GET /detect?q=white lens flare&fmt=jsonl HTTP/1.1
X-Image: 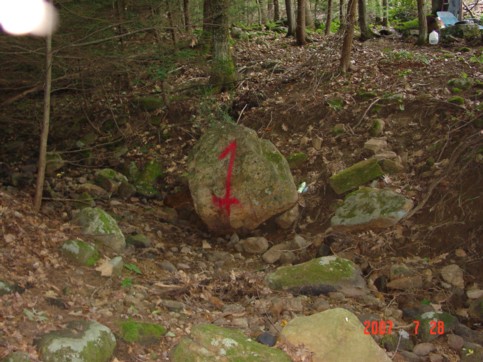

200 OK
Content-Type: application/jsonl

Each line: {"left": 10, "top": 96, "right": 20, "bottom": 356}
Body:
{"left": 0, "top": 0, "right": 58, "bottom": 36}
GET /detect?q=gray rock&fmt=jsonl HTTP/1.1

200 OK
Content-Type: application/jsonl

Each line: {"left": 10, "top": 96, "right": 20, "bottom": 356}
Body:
{"left": 387, "top": 276, "right": 423, "bottom": 290}
{"left": 290, "top": 234, "right": 310, "bottom": 249}
{"left": 94, "top": 168, "right": 128, "bottom": 194}
{"left": 119, "top": 320, "right": 166, "bottom": 344}
{"left": 126, "top": 233, "right": 151, "bottom": 248}
{"left": 447, "top": 334, "right": 464, "bottom": 351}
{"left": 134, "top": 160, "right": 163, "bottom": 197}
{"left": 364, "top": 138, "right": 388, "bottom": 153}
{"left": 275, "top": 204, "right": 299, "bottom": 229}
{"left": 239, "top": 236, "right": 269, "bottom": 254}
{"left": 74, "top": 207, "right": 125, "bottom": 252}
{"left": 469, "top": 297, "right": 483, "bottom": 322}
{"left": 413, "top": 342, "right": 436, "bottom": 356}
{"left": 45, "top": 152, "right": 65, "bottom": 176}
{"left": 374, "top": 151, "right": 398, "bottom": 160}
{"left": 262, "top": 242, "right": 289, "bottom": 264}
{"left": 467, "top": 289, "right": 483, "bottom": 299}
{"left": 188, "top": 122, "right": 298, "bottom": 233}
{"left": 171, "top": 324, "right": 291, "bottom": 361}
{"left": 77, "top": 183, "right": 111, "bottom": 200}
{"left": 280, "top": 308, "right": 391, "bottom": 362}
{"left": 417, "top": 311, "right": 458, "bottom": 342}
{"left": 381, "top": 158, "right": 405, "bottom": 174}
{"left": 331, "top": 187, "right": 413, "bottom": 231}
{"left": 441, "top": 264, "right": 465, "bottom": 289}
{"left": 37, "top": 320, "right": 116, "bottom": 362}
{"left": 266, "top": 256, "right": 368, "bottom": 297}
{"left": 158, "top": 260, "right": 177, "bottom": 273}
{"left": 60, "top": 239, "right": 100, "bottom": 266}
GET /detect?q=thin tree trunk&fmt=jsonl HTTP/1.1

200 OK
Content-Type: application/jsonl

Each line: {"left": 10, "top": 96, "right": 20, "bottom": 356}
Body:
{"left": 296, "top": 0, "right": 306, "bottom": 45}
{"left": 340, "top": 0, "right": 357, "bottom": 73}
{"left": 285, "top": 0, "right": 296, "bottom": 36}
{"left": 202, "top": 0, "right": 213, "bottom": 50}
{"left": 417, "top": 0, "right": 427, "bottom": 45}
{"left": 339, "top": 0, "right": 347, "bottom": 30}
{"left": 382, "top": 0, "right": 388, "bottom": 26}
{"left": 268, "top": 0, "right": 274, "bottom": 20}
{"left": 358, "top": 0, "right": 375, "bottom": 41}
{"left": 314, "top": 0, "right": 319, "bottom": 23}
{"left": 305, "top": 0, "right": 314, "bottom": 28}
{"left": 183, "top": 0, "right": 191, "bottom": 32}
{"left": 34, "top": 30, "right": 53, "bottom": 211}
{"left": 165, "top": 0, "right": 177, "bottom": 47}
{"left": 325, "top": 0, "right": 333, "bottom": 35}
{"left": 258, "top": 0, "right": 268, "bottom": 26}
{"left": 274, "top": 0, "right": 280, "bottom": 21}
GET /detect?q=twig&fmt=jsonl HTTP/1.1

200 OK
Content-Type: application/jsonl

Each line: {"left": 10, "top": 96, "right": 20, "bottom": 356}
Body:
{"left": 236, "top": 104, "right": 248, "bottom": 124}
{"left": 354, "top": 97, "right": 381, "bottom": 129}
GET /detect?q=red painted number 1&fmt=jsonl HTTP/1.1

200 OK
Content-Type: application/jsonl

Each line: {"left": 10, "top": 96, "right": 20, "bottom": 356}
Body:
{"left": 212, "top": 140, "right": 240, "bottom": 216}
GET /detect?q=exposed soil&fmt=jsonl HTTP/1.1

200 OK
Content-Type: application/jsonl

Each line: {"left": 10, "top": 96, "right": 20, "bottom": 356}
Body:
{"left": 0, "top": 30, "right": 482, "bottom": 361}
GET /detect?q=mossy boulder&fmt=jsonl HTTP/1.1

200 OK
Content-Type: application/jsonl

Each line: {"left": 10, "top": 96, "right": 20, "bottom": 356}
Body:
{"left": 94, "top": 168, "right": 128, "bottom": 194}
{"left": 266, "top": 256, "right": 367, "bottom": 297}
{"left": 331, "top": 187, "right": 413, "bottom": 231}
{"left": 134, "top": 160, "right": 163, "bottom": 197}
{"left": 441, "top": 23, "right": 481, "bottom": 42}
{"left": 37, "top": 320, "right": 116, "bottom": 362}
{"left": 329, "top": 158, "right": 384, "bottom": 194}
{"left": 74, "top": 207, "right": 125, "bottom": 252}
{"left": 119, "top": 320, "right": 167, "bottom": 344}
{"left": 45, "top": 152, "right": 65, "bottom": 176}
{"left": 188, "top": 122, "right": 298, "bottom": 233}
{"left": 61, "top": 239, "right": 100, "bottom": 266}
{"left": 417, "top": 311, "right": 458, "bottom": 342}
{"left": 171, "top": 324, "right": 291, "bottom": 362}
{"left": 286, "top": 152, "right": 308, "bottom": 169}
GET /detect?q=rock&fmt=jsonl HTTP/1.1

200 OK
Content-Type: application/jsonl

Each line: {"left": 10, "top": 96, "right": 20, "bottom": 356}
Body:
{"left": 134, "top": 160, "right": 163, "bottom": 197}
{"left": 126, "top": 233, "right": 151, "bottom": 248}
{"left": 417, "top": 311, "right": 458, "bottom": 342}
{"left": 467, "top": 289, "right": 483, "bottom": 299}
{"left": 94, "top": 168, "right": 128, "bottom": 194}
{"left": 469, "top": 297, "right": 483, "bottom": 322}
{"left": 0, "top": 352, "right": 31, "bottom": 362}
{"left": 77, "top": 183, "right": 111, "bottom": 199}
{"left": 447, "top": 334, "right": 464, "bottom": 351}
{"left": 239, "top": 236, "right": 269, "bottom": 254}
{"left": 45, "top": 152, "right": 64, "bottom": 176}
{"left": 158, "top": 299, "right": 185, "bottom": 312}
{"left": 413, "top": 342, "right": 436, "bottom": 356}
{"left": 188, "top": 122, "right": 298, "bottom": 233}
{"left": 374, "top": 151, "right": 398, "bottom": 160}
{"left": 364, "top": 138, "right": 388, "bottom": 153}
{"left": 381, "top": 159, "right": 405, "bottom": 174}
{"left": 74, "top": 192, "right": 96, "bottom": 209}
{"left": 171, "top": 324, "right": 291, "bottom": 362}
{"left": 119, "top": 320, "right": 166, "bottom": 344}
{"left": 257, "top": 331, "right": 277, "bottom": 347}
{"left": 370, "top": 119, "right": 385, "bottom": 136}
{"left": 230, "top": 26, "right": 243, "bottom": 39}
{"left": 286, "top": 152, "right": 308, "bottom": 169}
{"left": 266, "top": 256, "right": 368, "bottom": 297}
{"left": 159, "top": 260, "right": 177, "bottom": 273}
{"left": 329, "top": 158, "right": 384, "bottom": 194}
{"left": 441, "top": 264, "right": 465, "bottom": 289}
{"left": 290, "top": 234, "right": 310, "bottom": 249}
{"left": 331, "top": 187, "right": 413, "bottom": 231}
{"left": 280, "top": 308, "right": 391, "bottom": 362}
{"left": 275, "top": 204, "right": 299, "bottom": 229}
{"left": 382, "top": 330, "right": 414, "bottom": 352}
{"left": 74, "top": 207, "right": 126, "bottom": 252}
{"left": 118, "top": 181, "right": 136, "bottom": 199}
{"left": 387, "top": 275, "right": 423, "bottom": 290}
{"left": 60, "top": 239, "right": 100, "bottom": 266}
{"left": 262, "top": 242, "right": 289, "bottom": 264}
{"left": 441, "top": 23, "right": 481, "bottom": 42}
{"left": 37, "top": 320, "right": 116, "bottom": 362}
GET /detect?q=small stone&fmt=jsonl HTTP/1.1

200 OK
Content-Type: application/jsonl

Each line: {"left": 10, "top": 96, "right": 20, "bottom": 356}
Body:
{"left": 429, "top": 353, "right": 444, "bottom": 362}
{"left": 291, "top": 235, "right": 310, "bottom": 249}
{"left": 279, "top": 251, "right": 296, "bottom": 264}
{"left": 177, "top": 263, "right": 190, "bottom": 270}
{"left": 159, "top": 260, "right": 177, "bottom": 273}
{"left": 275, "top": 204, "right": 299, "bottom": 229}
{"left": 381, "top": 158, "right": 405, "bottom": 174}
{"left": 364, "top": 138, "right": 388, "bottom": 153}
{"left": 239, "top": 236, "right": 269, "bottom": 254}
{"left": 447, "top": 334, "right": 464, "bottom": 351}
{"left": 201, "top": 240, "right": 212, "bottom": 249}
{"left": 468, "top": 297, "right": 483, "bottom": 322}
{"left": 455, "top": 248, "right": 467, "bottom": 257}
{"left": 441, "top": 264, "right": 465, "bottom": 289}
{"left": 467, "top": 289, "right": 483, "bottom": 299}
{"left": 413, "top": 342, "right": 436, "bottom": 356}
{"left": 374, "top": 151, "right": 398, "bottom": 160}
{"left": 257, "top": 331, "right": 277, "bottom": 347}
{"left": 262, "top": 242, "right": 289, "bottom": 264}
{"left": 180, "top": 246, "right": 191, "bottom": 254}
{"left": 126, "top": 233, "right": 151, "bottom": 248}
{"left": 387, "top": 275, "right": 423, "bottom": 290}
{"left": 158, "top": 299, "right": 185, "bottom": 312}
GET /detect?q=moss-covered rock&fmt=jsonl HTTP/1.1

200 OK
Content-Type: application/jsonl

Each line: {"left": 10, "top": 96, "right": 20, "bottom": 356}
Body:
{"left": 441, "top": 23, "right": 481, "bottom": 42}
{"left": 448, "top": 96, "right": 465, "bottom": 105}
{"left": 119, "top": 320, "right": 167, "bottom": 344}
{"left": 37, "top": 320, "right": 116, "bottom": 362}
{"left": 45, "top": 152, "right": 65, "bottom": 176}
{"left": 286, "top": 152, "right": 308, "bottom": 169}
{"left": 0, "top": 352, "right": 31, "bottom": 362}
{"left": 61, "top": 239, "right": 100, "bottom": 266}
{"left": 74, "top": 207, "right": 125, "bottom": 252}
{"left": 126, "top": 233, "right": 151, "bottom": 248}
{"left": 329, "top": 158, "right": 384, "bottom": 194}
{"left": 331, "top": 187, "right": 413, "bottom": 231}
{"left": 94, "top": 168, "right": 128, "bottom": 194}
{"left": 417, "top": 311, "right": 458, "bottom": 342}
{"left": 134, "top": 160, "right": 163, "bottom": 197}
{"left": 266, "top": 256, "right": 367, "bottom": 296}
{"left": 74, "top": 192, "right": 96, "bottom": 209}
{"left": 370, "top": 119, "right": 385, "bottom": 136}
{"left": 171, "top": 324, "right": 291, "bottom": 362}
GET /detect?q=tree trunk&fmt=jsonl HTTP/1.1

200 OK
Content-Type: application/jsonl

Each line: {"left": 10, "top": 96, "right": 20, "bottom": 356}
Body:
{"left": 314, "top": 0, "right": 319, "bottom": 23}
{"left": 358, "top": 0, "right": 375, "bottom": 41}
{"left": 202, "top": 0, "right": 213, "bottom": 50}
{"left": 210, "top": 0, "right": 236, "bottom": 91}
{"left": 325, "top": 0, "right": 333, "bottom": 35}
{"left": 258, "top": 0, "right": 268, "bottom": 26}
{"left": 183, "top": 0, "right": 191, "bottom": 32}
{"left": 274, "top": 0, "right": 280, "bottom": 21}
{"left": 305, "top": 0, "right": 314, "bottom": 28}
{"left": 340, "top": 0, "right": 357, "bottom": 73}
{"left": 382, "top": 0, "right": 388, "bottom": 26}
{"left": 417, "top": 0, "right": 427, "bottom": 45}
{"left": 34, "top": 30, "right": 53, "bottom": 211}
{"left": 339, "top": 0, "right": 347, "bottom": 30}
{"left": 165, "top": 0, "right": 177, "bottom": 47}
{"left": 285, "top": 0, "right": 296, "bottom": 36}
{"left": 296, "top": 0, "right": 306, "bottom": 45}
{"left": 268, "top": 1, "right": 274, "bottom": 20}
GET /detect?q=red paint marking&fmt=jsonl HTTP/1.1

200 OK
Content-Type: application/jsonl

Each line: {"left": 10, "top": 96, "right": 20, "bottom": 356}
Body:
{"left": 212, "top": 140, "right": 240, "bottom": 216}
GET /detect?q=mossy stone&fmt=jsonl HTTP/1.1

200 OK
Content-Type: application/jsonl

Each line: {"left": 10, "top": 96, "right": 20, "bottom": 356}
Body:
{"left": 134, "top": 160, "right": 163, "bottom": 197}
{"left": 329, "top": 158, "right": 384, "bottom": 194}
{"left": 286, "top": 152, "right": 308, "bottom": 169}
{"left": 45, "top": 152, "right": 65, "bottom": 176}
{"left": 370, "top": 119, "right": 385, "bottom": 136}
{"left": 119, "top": 320, "right": 166, "bottom": 344}
{"left": 61, "top": 239, "right": 100, "bottom": 267}
{"left": 417, "top": 311, "right": 458, "bottom": 342}
{"left": 448, "top": 96, "right": 465, "bottom": 105}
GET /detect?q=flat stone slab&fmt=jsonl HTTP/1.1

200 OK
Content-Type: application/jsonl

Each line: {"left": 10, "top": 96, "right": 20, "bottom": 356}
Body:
{"left": 329, "top": 159, "right": 384, "bottom": 194}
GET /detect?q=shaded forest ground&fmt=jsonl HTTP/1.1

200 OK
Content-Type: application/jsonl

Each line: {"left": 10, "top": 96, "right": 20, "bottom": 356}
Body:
{"left": 0, "top": 25, "right": 482, "bottom": 360}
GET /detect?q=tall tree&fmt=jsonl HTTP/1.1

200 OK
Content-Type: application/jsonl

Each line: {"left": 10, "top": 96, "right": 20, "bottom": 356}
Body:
{"left": 202, "top": 0, "right": 213, "bottom": 50}
{"left": 268, "top": 0, "right": 274, "bottom": 20}
{"left": 210, "top": 0, "right": 237, "bottom": 91}
{"left": 358, "top": 0, "right": 376, "bottom": 41}
{"left": 183, "top": 0, "right": 191, "bottom": 32}
{"left": 382, "top": 0, "right": 388, "bottom": 26}
{"left": 340, "top": 0, "right": 357, "bottom": 73}
{"left": 258, "top": 0, "right": 268, "bottom": 26}
{"left": 285, "top": 0, "right": 296, "bottom": 36}
{"left": 339, "top": 0, "right": 347, "bottom": 30}
{"left": 274, "top": 0, "right": 280, "bottom": 21}
{"left": 416, "top": 0, "right": 427, "bottom": 45}
{"left": 305, "top": 0, "right": 314, "bottom": 28}
{"left": 296, "top": 0, "right": 306, "bottom": 45}
{"left": 325, "top": 0, "right": 333, "bottom": 35}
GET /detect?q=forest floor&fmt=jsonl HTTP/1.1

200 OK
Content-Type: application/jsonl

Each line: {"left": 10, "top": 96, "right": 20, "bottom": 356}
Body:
{"left": 0, "top": 31, "right": 482, "bottom": 361}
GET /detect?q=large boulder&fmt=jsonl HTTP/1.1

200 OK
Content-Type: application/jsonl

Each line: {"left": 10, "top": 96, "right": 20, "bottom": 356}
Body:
{"left": 188, "top": 122, "right": 298, "bottom": 233}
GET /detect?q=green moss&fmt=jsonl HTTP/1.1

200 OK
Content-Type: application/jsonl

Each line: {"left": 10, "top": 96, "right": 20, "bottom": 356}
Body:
{"left": 329, "top": 159, "right": 384, "bottom": 194}
{"left": 448, "top": 96, "right": 465, "bottom": 105}
{"left": 370, "top": 119, "right": 385, "bottom": 136}
{"left": 61, "top": 239, "right": 100, "bottom": 267}
{"left": 135, "top": 160, "right": 163, "bottom": 197}
{"left": 286, "top": 152, "right": 308, "bottom": 169}
{"left": 358, "top": 90, "right": 378, "bottom": 100}
{"left": 332, "top": 124, "right": 345, "bottom": 136}
{"left": 119, "top": 320, "right": 166, "bottom": 344}
{"left": 448, "top": 78, "right": 472, "bottom": 90}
